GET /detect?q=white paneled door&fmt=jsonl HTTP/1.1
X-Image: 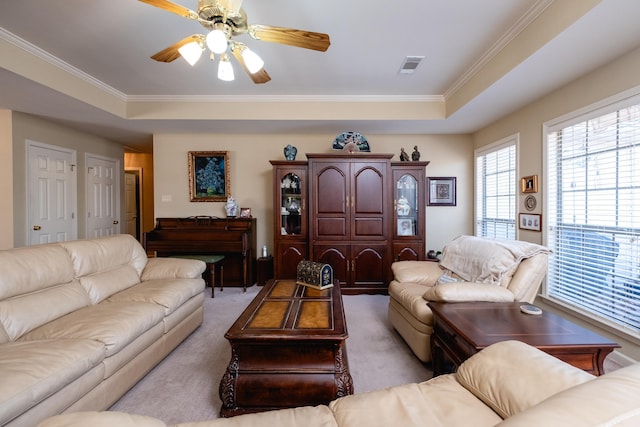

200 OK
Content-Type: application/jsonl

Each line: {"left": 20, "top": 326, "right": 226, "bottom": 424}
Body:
{"left": 86, "top": 154, "right": 120, "bottom": 237}
{"left": 27, "top": 141, "right": 77, "bottom": 245}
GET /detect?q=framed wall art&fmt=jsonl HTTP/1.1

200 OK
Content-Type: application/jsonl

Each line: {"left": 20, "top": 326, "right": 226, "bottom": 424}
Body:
{"left": 519, "top": 213, "right": 542, "bottom": 231}
{"left": 521, "top": 175, "right": 538, "bottom": 193}
{"left": 188, "top": 151, "right": 230, "bottom": 202}
{"left": 427, "top": 177, "right": 456, "bottom": 206}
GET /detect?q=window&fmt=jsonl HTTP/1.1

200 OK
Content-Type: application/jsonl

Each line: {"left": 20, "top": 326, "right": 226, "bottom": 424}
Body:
{"left": 544, "top": 93, "right": 640, "bottom": 338}
{"left": 475, "top": 136, "right": 517, "bottom": 239}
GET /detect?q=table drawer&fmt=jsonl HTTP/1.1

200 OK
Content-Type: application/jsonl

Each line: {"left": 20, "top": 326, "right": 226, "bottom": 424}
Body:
{"left": 434, "top": 319, "right": 477, "bottom": 365}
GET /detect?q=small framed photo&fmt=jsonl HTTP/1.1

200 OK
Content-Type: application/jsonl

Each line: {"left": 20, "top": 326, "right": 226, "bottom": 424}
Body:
{"left": 519, "top": 213, "right": 542, "bottom": 231}
{"left": 188, "top": 151, "right": 230, "bottom": 202}
{"left": 521, "top": 175, "right": 538, "bottom": 193}
{"left": 397, "top": 218, "right": 414, "bottom": 236}
{"left": 427, "top": 177, "right": 456, "bottom": 206}
{"left": 240, "top": 207, "right": 252, "bottom": 218}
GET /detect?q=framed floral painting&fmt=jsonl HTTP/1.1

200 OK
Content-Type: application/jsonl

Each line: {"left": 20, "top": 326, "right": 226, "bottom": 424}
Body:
{"left": 188, "top": 151, "right": 230, "bottom": 202}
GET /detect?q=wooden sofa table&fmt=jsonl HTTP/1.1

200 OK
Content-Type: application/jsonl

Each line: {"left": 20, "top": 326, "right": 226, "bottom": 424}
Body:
{"left": 219, "top": 279, "right": 353, "bottom": 417}
{"left": 429, "top": 302, "right": 619, "bottom": 377}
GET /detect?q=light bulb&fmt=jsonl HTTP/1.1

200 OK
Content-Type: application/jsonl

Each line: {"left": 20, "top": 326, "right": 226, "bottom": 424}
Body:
{"left": 206, "top": 29, "right": 228, "bottom": 55}
{"left": 178, "top": 41, "right": 203, "bottom": 66}
{"left": 218, "top": 54, "right": 234, "bottom": 81}
{"left": 241, "top": 48, "right": 264, "bottom": 74}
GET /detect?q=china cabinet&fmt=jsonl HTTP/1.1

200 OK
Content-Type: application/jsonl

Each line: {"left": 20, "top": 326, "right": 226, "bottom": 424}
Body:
{"left": 392, "top": 161, "right": 429, "bottom": 261}
{"left": 270, "top": 154, "right": 428, "bottom": 294}
{"left": 270, "top": 161, "right": 308, "bottom": 279}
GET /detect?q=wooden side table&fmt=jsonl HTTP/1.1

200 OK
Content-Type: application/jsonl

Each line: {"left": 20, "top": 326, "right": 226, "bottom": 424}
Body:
{"left": 256, "top": 256, "right": 274, "bottom": 285}
{"left": 428, "top": 302, "right": 619, "bottom": 376}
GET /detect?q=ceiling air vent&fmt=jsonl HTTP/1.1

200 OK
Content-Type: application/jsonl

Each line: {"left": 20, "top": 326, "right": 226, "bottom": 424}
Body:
{"left": 399, "top": 56, "right": 424, "bottom": 74}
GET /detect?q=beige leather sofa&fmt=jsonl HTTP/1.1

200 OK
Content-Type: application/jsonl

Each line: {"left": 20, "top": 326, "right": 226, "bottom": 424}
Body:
{"left": 388, "top": 235, "right": 551, "bottom": 362}
{"left": 37, "top": 340, "right": 640, "bottom": 427}
{"left": 0, "top": 234, "right": 206, "bottom": 427}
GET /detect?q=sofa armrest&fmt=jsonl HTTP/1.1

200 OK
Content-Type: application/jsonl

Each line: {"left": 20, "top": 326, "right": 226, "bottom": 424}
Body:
{"left": 456, "top": 340, "right": 595, "bottom": 419}
{"left": 423, "top": 282, "right": 515, "bottom": 302}
{"left": 37, "top": 411, "right": 167, "bottom": 427}
{"left": 141, "top": 257, "right": 206, "bottom": 281}
{"left": 391, "top": 261, "right": 444, "bottom": 286}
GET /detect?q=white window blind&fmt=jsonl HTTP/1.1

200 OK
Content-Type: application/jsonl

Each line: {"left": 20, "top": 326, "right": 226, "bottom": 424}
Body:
{"left": 475, "top": 138, "right": 516, "bottom": 239}
{"left": 545, "top": 97, "right": 640, "bottom": 337}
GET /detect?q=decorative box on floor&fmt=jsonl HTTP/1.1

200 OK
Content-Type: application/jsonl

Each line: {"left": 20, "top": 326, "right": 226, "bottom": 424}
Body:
{"left": 296, "top": 260, "right": 334, "bottom": 290}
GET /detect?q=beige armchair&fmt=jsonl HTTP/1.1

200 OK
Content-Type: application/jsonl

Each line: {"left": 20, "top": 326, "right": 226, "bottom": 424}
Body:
{"left": 388, "top": 235, "right": 551, "bottom": 362}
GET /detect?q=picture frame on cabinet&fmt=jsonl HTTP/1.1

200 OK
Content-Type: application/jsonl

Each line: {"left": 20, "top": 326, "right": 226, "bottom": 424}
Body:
{"left": 188, "top": 151, "right": 230, "bottom": 202}
{"left": 397, "top": 219, "right": 414, "bottom": 236}
{"left": 427, "top": 177, "right": 456, "bottom": 206}
{"left": 519, "top": 213, "right": 542, "bottom": 231}
{"left": 240, "top": 208, "right": 252, "bottom": 218}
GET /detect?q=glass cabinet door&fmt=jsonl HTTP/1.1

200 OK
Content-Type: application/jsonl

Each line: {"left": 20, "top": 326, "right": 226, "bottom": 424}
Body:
{"left": 396, "top": 174, "right": 418, "bottom": 237}
{"left": 280, "top": 172, "right": 303, "bottom": 236}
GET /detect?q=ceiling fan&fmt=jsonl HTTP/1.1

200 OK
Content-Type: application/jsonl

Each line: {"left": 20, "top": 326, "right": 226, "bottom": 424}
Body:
{"left": 138, "top": 0, "right": 331, "bottom": 84}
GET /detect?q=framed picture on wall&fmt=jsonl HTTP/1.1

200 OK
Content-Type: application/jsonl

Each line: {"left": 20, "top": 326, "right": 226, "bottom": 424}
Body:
{"left": 427, "top": 177, "right": 456, "bottom": 206}
{"left": 519, "top": 213, "right": 542, "bottom": 231}
{"left": 188, "top": 151, "right": 230, "bottom": 202}
{"left": 521, "top": 175, "right": 538, "bottom": 193}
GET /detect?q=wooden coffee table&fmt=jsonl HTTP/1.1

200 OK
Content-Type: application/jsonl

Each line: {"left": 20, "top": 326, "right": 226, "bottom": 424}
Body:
{"left": 429, "top": 302, "right": 619, "bottom": 377}
{"left": 219, "top": 279, "right": 353, "bottom": 417}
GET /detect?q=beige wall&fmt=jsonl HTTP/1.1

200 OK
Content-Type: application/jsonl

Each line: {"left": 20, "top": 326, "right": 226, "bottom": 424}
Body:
{"left": 125, "top": 152, "right": 155, "bottom": 234}
{"left": 473, "top": 46, "right": 640, "bottom": 361}
{"left": 8, "top": 112, "right": 125, "bottom": 248}
{"left": 153, "top": 133, "right": 473, "bottom": 255}
{"left": 0, "top": 110, "right": 13, "bottom": 250}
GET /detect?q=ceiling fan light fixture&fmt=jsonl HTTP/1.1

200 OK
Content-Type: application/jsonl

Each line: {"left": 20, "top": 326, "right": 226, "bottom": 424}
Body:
{"left": 178, "top": 41, "right": 204, "bottom": 66}
{"left": 206, "top": 28, "right": 228, "bottom": 54}
{"left": 218, "top": 54, "right": 235, "bottom": 81}
{"left": 241, "top": 47, "right": 264, "bottom": 74}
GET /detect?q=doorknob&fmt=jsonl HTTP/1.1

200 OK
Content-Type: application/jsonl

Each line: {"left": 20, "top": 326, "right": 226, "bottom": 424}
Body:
{"left": 33, "top": 225, "right": 41, "bottom": 230}
{"left": 113, "top": 220, "right": 119, "bottom": 225}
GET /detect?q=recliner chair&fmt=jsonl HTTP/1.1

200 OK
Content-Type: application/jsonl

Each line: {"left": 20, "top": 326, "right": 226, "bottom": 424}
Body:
{"left": 388, "top": 235, "right": 551, "bottom": 362}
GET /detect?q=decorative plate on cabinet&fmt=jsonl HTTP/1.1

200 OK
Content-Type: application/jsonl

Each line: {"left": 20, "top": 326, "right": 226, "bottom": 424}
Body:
{"left": 332, "top": 131, "right": 370, "bottom": 152}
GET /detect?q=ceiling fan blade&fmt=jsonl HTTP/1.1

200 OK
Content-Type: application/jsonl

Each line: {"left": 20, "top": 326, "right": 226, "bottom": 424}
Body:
{"left": 249, "top": 25, "right": 330, "bottom": 52}
{"left": 138, "top": 0, "right": 198, "bottom": 20}
{"left": 230, "top": 45, "right": 271, "bottom": 84}
{"left": 151, "top": 35, "right": 204, "bottom": 62}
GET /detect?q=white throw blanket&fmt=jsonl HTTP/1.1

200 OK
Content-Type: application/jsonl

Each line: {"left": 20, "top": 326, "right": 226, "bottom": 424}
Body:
{"left": 439, "top": 235, "right": 552, "bottom": 285}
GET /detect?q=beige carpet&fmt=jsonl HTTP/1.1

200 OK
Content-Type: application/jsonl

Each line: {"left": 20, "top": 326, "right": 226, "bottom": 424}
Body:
{"left": 110, "top": 285, "right": 432, "bottom": 424}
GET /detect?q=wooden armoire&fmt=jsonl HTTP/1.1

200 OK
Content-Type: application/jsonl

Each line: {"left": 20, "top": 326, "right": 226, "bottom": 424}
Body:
{"left": 271, "top": 153, "right": 428, "bottom": 294}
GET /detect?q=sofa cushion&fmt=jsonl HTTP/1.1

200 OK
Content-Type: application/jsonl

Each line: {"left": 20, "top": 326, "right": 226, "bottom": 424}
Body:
{"left": 80, "top": 265, "right": 143, "bottom": 304}
{"left": 329, "top": 375, "right": 502, "bottom": 427}
{"left": 0, "top": 244, "right": 75, "bottom": 301}
{"left": 36, "top": 411, "right": 167, "bottom": 427}
{"left": 179, "top": 406, "right": 338, "bottom": 427}
{"left": 141, "top": 258, "right": 207, "bottom": 281}
{"left": 19, "top": 301, "right": 165, "bottom": 357}
{"left": 60, "top": 234, "right": 148, "bottom": 278}
{"left": 0, "top": 339, "right": 105, "bottom": 426}
{"left": 422, "top": 282, "right": 515, "bottom": 303}
{"left": 107, "top": 278, "right": 205, "bottom": 315}
{"left": 455, "top": 340, "right": 595, "bottom": 419}
{"left": 498, "top": 362, "right": 640, "bottom": 426}
{"left": 0, "top": 280, "right": 91, "bottom": 341}
{"left": 391, "top": 261, "right": 443, "bottom": 286}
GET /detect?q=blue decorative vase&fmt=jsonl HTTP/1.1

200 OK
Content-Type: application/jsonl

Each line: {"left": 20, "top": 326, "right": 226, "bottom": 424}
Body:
{"left": 284, "top": 144, "right": 298, "bottom": 161}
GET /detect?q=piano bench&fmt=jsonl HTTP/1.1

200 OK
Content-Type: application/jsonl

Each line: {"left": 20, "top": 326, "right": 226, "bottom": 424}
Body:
{"left": 172, "top": 254, "right": 224, "bottom": 298}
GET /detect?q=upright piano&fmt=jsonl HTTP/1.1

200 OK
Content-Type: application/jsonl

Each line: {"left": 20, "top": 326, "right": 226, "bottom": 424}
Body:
{"left": 143, "top": 217, "right": 256, "bottom": 287}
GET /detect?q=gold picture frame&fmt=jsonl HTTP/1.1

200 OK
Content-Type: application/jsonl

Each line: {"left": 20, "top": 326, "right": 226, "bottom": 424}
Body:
{"left": 188, "top": 151, "right": 230, "bottom": 202}
{"left": 521, "top": 175, "right": 538, "bottom": 193}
